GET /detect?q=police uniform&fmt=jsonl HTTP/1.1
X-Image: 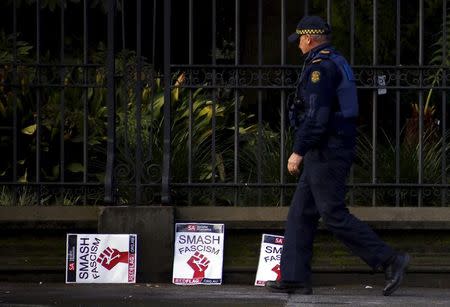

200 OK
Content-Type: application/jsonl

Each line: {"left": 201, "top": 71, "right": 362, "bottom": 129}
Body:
{"left": 266, "top": 16, "right": 408, "bottom": 295}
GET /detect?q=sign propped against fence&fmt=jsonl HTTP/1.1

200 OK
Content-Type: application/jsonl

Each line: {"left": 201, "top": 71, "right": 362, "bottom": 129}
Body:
{"left": 173, "top": 223, "right": 225, "bottom": 285}
{"left": 255, "top": 234, "right": 284, "bottom": 286}
{"left": 66, "top": 234, "right": 137, "bottom": 283}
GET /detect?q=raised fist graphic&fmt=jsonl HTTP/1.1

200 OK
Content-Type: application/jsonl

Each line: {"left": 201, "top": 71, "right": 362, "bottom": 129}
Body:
{"left": 187, "top": 251, "right": 210, "bottom": 279}
{"left": 97, "top": 247, "right": 129, "bottom": 270}
{"left": 271, "top": 264, "right": 281, "bottom": 281}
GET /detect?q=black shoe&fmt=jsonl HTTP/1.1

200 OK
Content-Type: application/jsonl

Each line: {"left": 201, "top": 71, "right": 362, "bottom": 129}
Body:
{"left": 265, "top": 280, "right": 313, "bottom": 294}
{"left": 383, "top": 253, "right": 410, "bottom": 296}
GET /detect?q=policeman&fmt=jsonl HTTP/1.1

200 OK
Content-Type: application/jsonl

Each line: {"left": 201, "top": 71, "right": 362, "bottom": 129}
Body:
{"left": 265, "top": 16, "right": 410, "bottom": 296}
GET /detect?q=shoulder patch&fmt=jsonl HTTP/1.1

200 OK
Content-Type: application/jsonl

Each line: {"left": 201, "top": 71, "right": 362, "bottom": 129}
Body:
{"left": 312, "top": 59, "right": 322, "bottom": 63}
{"left": 310, "top": 70, "right": 321, "bottom": 83}
{"left": 319, "top": 49, "right": 331, "bottom": 54}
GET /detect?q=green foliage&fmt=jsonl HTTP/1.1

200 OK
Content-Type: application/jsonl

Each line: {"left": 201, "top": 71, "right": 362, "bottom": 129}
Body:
{"left": 238, "top": 125, "right": 296, "bottom": 206}
{"left": 354, "top": 127, "right": 450, "bottom": 206}
{"left": 0, "top": 31, "right": 33, "bottom": 63}
{"left": 0, "top": 186, "right": 51, "bottom": 206}
{"left": 0, "top": 186, "right": 14, "bottom": 206}
{"left": 425, "top": 4, "right": 450, "bottom": 108}
{"left": 0, "top": 185, "right": 92, "bottom": 206}
{"left": 240, "top": 125, "right": 294, "bottom": 183}
{"left": 111, "top": 54, "right": 260, "bottom": 204}
{"left": 0, "top": 32, "right": 109, "bottom": 189}
{"left": 1, "top": 1, "right": 450, "bottom": 206}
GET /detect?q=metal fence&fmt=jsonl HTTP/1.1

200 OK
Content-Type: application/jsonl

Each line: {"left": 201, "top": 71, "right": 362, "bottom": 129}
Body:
{"left": 0, "top": 0, "right": 449, "bottom": 207}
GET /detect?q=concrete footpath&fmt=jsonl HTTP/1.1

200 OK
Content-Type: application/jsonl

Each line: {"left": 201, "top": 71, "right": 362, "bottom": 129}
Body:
{"left": 1, "top": 283, "right": 450, "bottom": 307}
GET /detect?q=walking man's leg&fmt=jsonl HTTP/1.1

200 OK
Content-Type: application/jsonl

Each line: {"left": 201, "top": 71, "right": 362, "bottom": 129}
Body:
{"left": 266, "top": 174, "right": 319, "bottom": 294}
{"left": 309, "top": 150, "right": 410, "bottom": 296}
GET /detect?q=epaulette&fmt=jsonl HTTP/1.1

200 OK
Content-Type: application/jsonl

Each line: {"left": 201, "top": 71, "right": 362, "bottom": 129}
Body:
{"left": 311, "top": 49, "right": 333, "bottom": 63}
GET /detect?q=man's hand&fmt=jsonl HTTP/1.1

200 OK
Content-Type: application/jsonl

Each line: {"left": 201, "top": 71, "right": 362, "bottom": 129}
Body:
{"left": 287, "top": 152, "right": 303, "bottom": 176}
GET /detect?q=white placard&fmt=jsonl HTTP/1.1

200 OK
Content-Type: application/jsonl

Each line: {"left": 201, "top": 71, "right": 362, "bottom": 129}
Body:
{"left": 172, "top": 223, "right": 224, "bottom": 285}
{"left": 254, "top": 234, "right": 284, "bottom": 286}
{"left": 66, "top": 234, "right": 137, "bottom": 283}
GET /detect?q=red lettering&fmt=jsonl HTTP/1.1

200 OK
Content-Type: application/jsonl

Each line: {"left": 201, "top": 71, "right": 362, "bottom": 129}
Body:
{"left": 275, "top": 238, "right": 284, "bottom": 244}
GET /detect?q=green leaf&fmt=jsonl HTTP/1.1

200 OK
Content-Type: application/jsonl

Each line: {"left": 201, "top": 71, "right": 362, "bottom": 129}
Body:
{"left": 18, "top": 169, "right": 27, "bottom": 183}
{"left": 66, "top": 163, "right": 84, "bottom": 173}
{"left": 88, "top": 139, "right": 101, "bottom": 146}
{"left": 21, "top": 124, "right": 36, "bottom": 135}
{"left": 88, "top": 88, "right": 94, "bottom": 100}
{"left": 95, "top": 172, "right": 105, "bottom": 182}
{"left": 0, "top": 102, "right": 6, "bottom": 116}
{"left": 52, "top": 165, "right": 60, "bottom": 178}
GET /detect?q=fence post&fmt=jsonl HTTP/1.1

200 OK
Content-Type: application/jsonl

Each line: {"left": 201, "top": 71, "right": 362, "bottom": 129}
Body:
{"left": 105, "top": 0, "right": 116, "bottom": 204}
{"left": 162, "top": 0, "right": 172, "bottom": 205}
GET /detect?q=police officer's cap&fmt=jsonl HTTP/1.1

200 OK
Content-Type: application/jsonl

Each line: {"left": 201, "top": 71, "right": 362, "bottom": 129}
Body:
{"left": 288, "top": 15, "right": 331, "bottom": 43}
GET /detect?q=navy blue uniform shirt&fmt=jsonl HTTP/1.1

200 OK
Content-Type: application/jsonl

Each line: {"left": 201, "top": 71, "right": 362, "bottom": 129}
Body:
{"left": 293, "top": 43, "right": 356, "bottom": 156}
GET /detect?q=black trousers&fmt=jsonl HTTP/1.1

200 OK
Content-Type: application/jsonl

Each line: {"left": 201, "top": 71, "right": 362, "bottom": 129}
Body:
{"left": 280, "top": 147, "right": 395, "bottom": 284}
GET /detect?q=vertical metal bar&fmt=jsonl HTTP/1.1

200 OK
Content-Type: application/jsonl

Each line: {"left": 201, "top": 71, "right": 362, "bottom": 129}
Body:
{"left": 150, "top": 0, "right": 156, "bottom": 161}
{"left": 135, "top": 0, "right": 143, "bottom": 205}
{"left": 189, "top": 0, "right": 194, "bottom": 81}
{"left": 350, "top": 0, "right": 355, "bottom": 64}
{"left": 60, "top": 0, "right": 65, "bottom": 186}
{"left": 371, "top": 0, "right": 378, "bottom": 207}
{"left": 152, "top": 0, "right": 157, "bottom": 67}
{"left": 83, "top": 0, "right": 88, "bottom": 205}
{"left": 280, "top": 0, "right": 286, "bottom": 206}
{"left": 257, "top": 0, "right": 263, "bottom": 206}
{"left": 442, "top": 0, "right": 448, "bottom": 206}
{"left": 326, "top": 0, "right": 332, "bottom": 25}
{"left": 188, "top": 0, "right": 193, "bottom": 206}
{"left": 234, "top": 0, "right": 240, "bottom": 206}
{"left": 395, "top": 0, "right": 401, "bottom": 207}
{"left": 12, "top": 0, "right": 18, "bottom": 189}
{"left": 36, "top": 0, "right": 42, "bottom": 203}
{"left": 418, "top": 0, "right": 424, "bottom": 207}
{"left": 105, "top": 0, "right": 116, "bottom": 204}
{"left": 211, "top": 0, "right": 217, "bottom": 204}
{"left": 121, "top": 0, "right": 126, "bottom": 50}
{"left": 349, "top": 0, "right": 355, "bottom": 206}
{"left": 161, "top": 0, "right": 172, "bottom": 204}
{"left": 304, "top": 0, "right": 309, "bottom": 15}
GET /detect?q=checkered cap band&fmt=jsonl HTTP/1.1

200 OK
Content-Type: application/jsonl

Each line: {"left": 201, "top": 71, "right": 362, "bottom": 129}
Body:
{"left": 296, "top": 29, "right": 326, "bottom": 35}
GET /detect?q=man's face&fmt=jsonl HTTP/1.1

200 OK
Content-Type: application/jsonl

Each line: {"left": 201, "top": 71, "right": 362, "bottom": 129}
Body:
{"left": 298, "top": 34, "right": 311, "bottom": 54}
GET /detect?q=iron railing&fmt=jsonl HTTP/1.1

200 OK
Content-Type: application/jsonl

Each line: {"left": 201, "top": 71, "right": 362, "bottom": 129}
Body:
{"left": 0, "top": 0, "right": 449, "bottom": 206}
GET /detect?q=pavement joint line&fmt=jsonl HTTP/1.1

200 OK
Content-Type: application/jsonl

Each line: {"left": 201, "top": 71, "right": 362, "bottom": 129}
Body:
{"left": 1, "top": 284, "right": 450, "bottom": 306}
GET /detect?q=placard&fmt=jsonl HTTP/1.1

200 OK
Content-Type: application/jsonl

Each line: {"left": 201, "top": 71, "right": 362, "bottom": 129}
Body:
{"left": 66, "top": 234, "right": 137, "bottom": 283}
{"left": 172, "top": 223, "right": 224, "bottom": 285}
{"left": 254, "top": 234, "right": 283, "bottom": 286}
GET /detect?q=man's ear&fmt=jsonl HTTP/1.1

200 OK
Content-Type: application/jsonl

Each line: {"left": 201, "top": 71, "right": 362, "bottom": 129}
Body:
{"left": 305, "top": 35, "right": 311, "bottom": 44}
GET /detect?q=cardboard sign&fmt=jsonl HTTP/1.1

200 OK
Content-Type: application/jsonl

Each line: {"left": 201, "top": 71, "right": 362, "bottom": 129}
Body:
{"left": 254, "top": 234, "right": 284, "bottom": 286}
{"left": 66, "top": 234, "right": 137, "bottom": 283}
{"left": 172, "top": 223, "right": 224, "bottom": 285}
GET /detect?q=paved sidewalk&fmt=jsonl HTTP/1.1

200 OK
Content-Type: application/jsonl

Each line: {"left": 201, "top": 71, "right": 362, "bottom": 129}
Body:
{"left": 1, "top": 283, "right": 450, "bottom": 306}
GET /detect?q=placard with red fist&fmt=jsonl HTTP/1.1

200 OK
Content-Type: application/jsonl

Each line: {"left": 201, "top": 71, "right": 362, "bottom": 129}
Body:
{"left": 172, "top": 223, "right": 224, "bottom": 285}
{"left": 254, "top": 234, "right": 284, "bottom": 286}
{"left": 66, "top": 234, "right": 137, "bottom": 283}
